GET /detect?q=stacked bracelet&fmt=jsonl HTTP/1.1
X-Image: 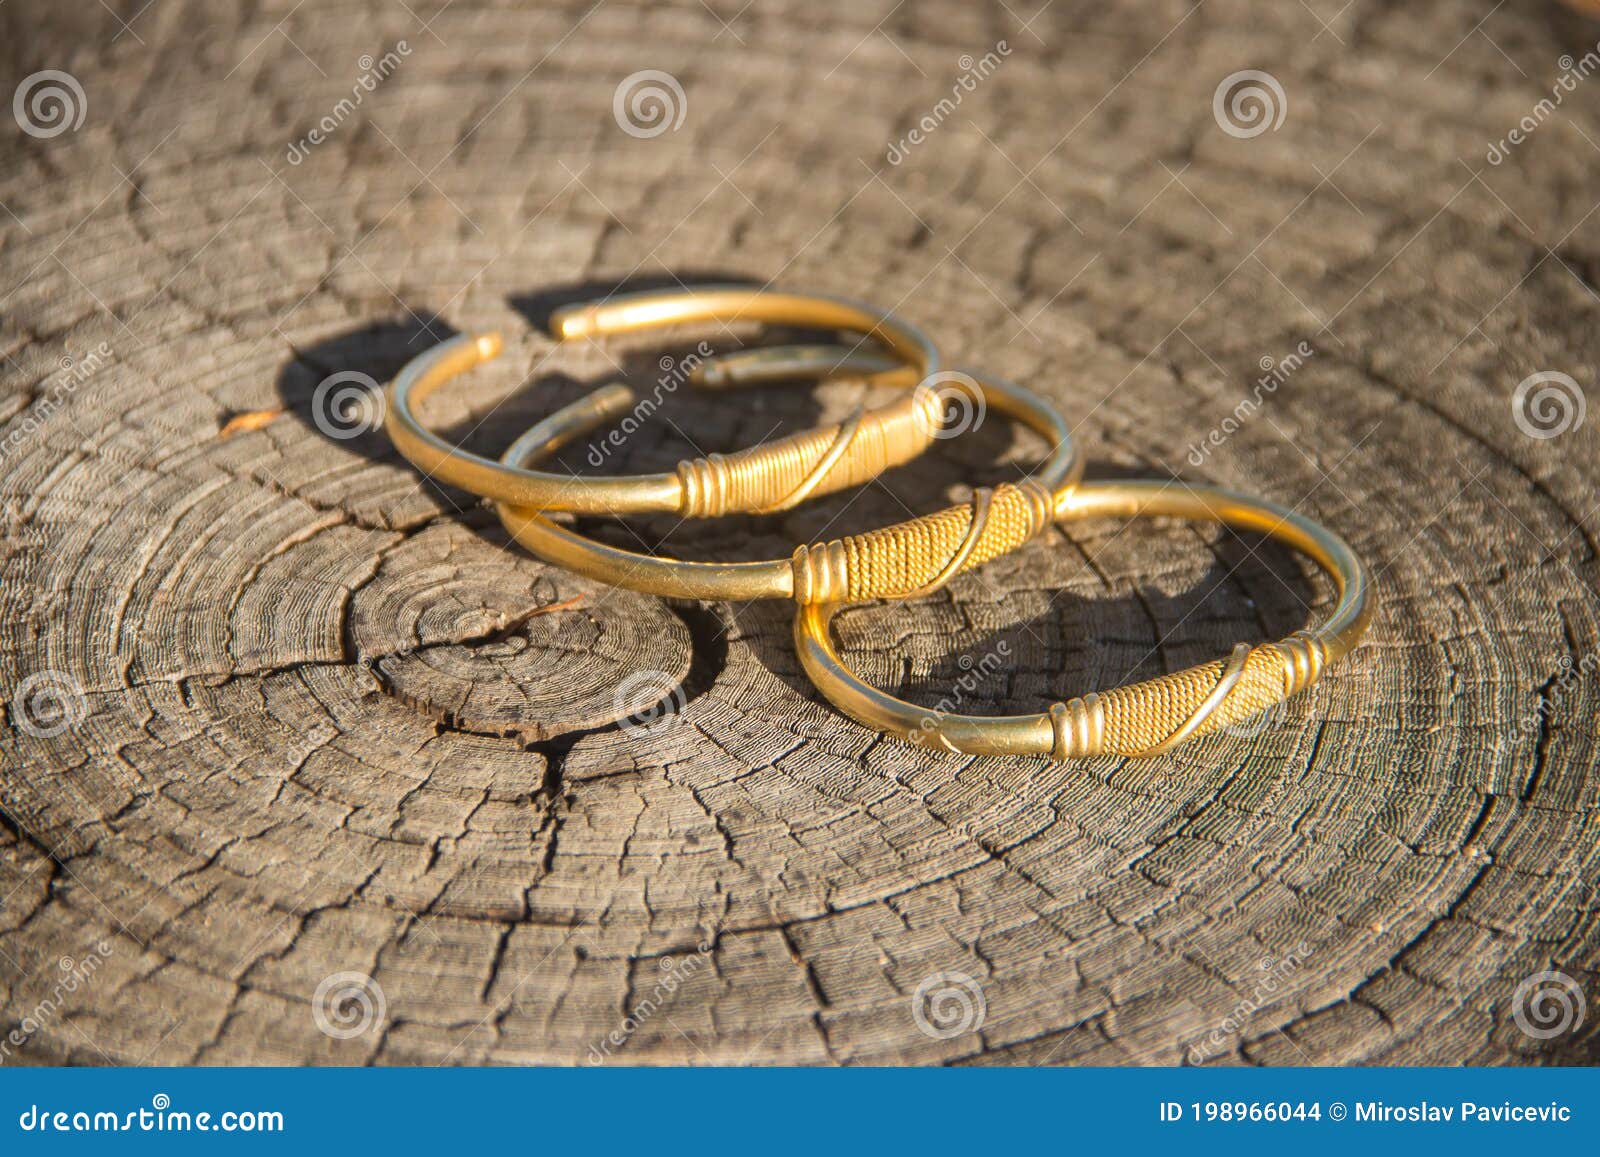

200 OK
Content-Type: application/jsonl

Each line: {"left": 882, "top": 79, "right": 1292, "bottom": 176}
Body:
{"left": 384, "top": 288, "right": 946, "bottom": 516}
{"left": 382, "top": 288, "right": 1372, "bottom": 759}
{"left": 793, "top": 479, "right": 1373, "bottom": 760}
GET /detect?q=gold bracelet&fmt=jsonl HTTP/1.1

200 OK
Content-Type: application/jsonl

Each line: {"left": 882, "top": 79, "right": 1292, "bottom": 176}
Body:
{"left": 793, "top": 480, "right": 1374, "bottom": 759}
{"left": 494, "top": 346, "right": 1085, "bottom": 603}
{"left": 383, "top": 288, "right": 948, "bottom": 516}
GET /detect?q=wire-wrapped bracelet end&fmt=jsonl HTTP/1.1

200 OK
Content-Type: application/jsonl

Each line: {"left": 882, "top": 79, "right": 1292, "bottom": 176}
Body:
{"left": 791, "top": 478, "right": 1055, "bottom": 604}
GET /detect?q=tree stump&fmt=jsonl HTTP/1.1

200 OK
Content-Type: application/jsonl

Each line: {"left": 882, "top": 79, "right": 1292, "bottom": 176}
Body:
{"left": 2, "top": 0, "right": 1598, "bottom": 1065}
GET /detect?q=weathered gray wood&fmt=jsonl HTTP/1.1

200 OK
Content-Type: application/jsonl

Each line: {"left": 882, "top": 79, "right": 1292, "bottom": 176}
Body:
{"left": 2, "top": 0, "right": 1599, "bottom": 1065}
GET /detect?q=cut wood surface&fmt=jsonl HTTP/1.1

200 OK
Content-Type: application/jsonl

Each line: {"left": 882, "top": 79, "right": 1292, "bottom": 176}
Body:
{"left": 2, "top": 0, "right": 1599, "bottom": 1065}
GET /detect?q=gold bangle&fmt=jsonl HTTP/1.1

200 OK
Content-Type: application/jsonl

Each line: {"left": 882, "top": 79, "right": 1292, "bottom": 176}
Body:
{"left": 493, "top": 346, "right": 1085, "bottom": 603}
{"left": 383, "top": 287, "right": 947, "bottom": 516}
{"left": 793, "top": 480, "right": 1374, "bottom": 759}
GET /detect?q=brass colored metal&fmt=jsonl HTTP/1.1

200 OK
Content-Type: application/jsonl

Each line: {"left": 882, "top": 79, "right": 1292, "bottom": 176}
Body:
{"left": 692, "top": 346, "right": 914, "bottom": 390}
{"left": 494, "top": 346, "right": 1084, "bottom": 603}
{"left": 794, "top": 480, "right": 1374, "bottom": 760}
{"left": 788, "top": 479, "right": 1055, "bottom": 604}
{"left": 383, "top": 288, "right": 944, "bottom": 516}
